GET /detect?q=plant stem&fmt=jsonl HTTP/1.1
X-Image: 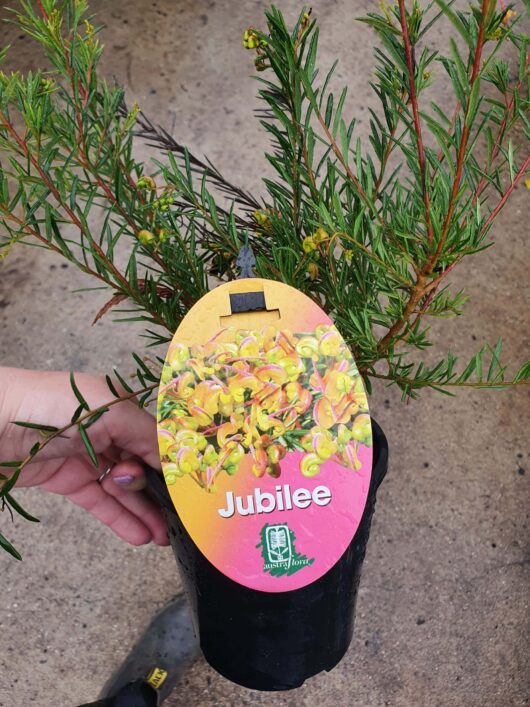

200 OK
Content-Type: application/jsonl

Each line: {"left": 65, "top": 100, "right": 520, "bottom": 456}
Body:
{"left": 479, "top": 155, "right": 530, "bottom": 236}
{"left": 425, "top": 0, "right": 489, "bottom": 274}
{"left": 376, "top": 274, "right": 427, "bottom": 355}
{"left": 370, "top": 371, "right": 530, "bottom": 389}
{"left": 397, "top": 0, "right": 435, "bottom": 245}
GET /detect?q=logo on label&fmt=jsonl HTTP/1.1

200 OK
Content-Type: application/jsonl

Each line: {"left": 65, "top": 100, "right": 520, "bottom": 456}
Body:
{"left": 257, "top": 523, "right": 314, "bottom": 577}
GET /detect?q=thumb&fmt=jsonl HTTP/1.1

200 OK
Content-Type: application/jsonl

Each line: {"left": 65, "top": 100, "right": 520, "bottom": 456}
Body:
{"left": 104, "top": 399, "right": 161, "bottom": 470}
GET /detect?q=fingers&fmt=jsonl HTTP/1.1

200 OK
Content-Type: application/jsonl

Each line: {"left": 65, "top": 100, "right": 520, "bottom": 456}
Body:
{"left": 103, "top": 460, "right": 169, "bottom": 546}
{"left": 68, "top": 479, "right": 154, "bottom": 546}
{"left": 42, "top": 456, "right": 165, "bottom": 547}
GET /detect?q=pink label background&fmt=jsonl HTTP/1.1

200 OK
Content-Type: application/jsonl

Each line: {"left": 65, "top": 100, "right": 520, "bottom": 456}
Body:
{"left": 169, "top": 444, "right": 373, "bottom": 592}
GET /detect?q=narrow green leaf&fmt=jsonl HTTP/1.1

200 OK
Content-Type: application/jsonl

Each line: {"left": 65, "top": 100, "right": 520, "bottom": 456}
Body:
{"left": 69, "top": 372, "right": 90, "bottom": 410}
{"left": 0, "top": 467, "right": 21, "bottom": 496}
{"left": 465, "top": 78, "right": 481, "bottom": 128}
{"left": 513, "top": 361, "right": 530, "bottom": 384}
{"left": 320, "top": 92, "right": 333, "bottom": 130}
{"left": 79, "top": 425, "right": 99, "bottom": 467}
{"left": 29, "top": 442, "right": 40, "bottom": 457}
{"left": 4, "top": 493, "right": 40, "bottom": 522}
{"left": 113, "top": 368, "right": 133, "bottom": 393}
{"left": 12, "top": 421, "right": 58, "bottom": 432}
{"left": 105, "top": 375, "right": 120, "bottom": 398}
{"left": 0, "top": 532, "right": 22, "bottom": 561}
{"left": 71, "top": 403, "right": 85, "bottom": 424}
{"left": 83, "top": 408, "right": 109, "bottom": 430}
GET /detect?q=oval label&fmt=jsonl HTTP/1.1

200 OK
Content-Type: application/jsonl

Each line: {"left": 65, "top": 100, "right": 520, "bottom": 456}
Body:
{"left": 157, "top": 279, "right": 373, "bottom": 592}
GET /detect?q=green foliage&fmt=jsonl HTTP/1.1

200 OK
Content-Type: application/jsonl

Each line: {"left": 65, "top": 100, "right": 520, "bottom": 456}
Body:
{"left": 0, "top": 1, "right": 529, "bottom": 555}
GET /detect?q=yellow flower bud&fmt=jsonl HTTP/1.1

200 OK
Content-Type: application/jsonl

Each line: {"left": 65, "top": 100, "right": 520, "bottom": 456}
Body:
{"left": 137, "top": 229, "right": 155, "bottom": 245}
{"left": 267, "top": 444, "right": 286, "bottom": 464}
{"left": 163, "top": 463, "right": 181, "bottom": 485}
{"left": 278, "top": 354, "right": 305, "bottom": 381}
{"left": 176, "top": 447, "right": 201, "bottom": 474}
{"left": 351, "top": 413, "right": 372, "bottom": 442}
{"left": 224, "top": 442, "right": 244, "bottom": 467}
{"left": 203, "top": 444, "right": 218, "bottom": 466}
{"left": 295, "top": 336, "right": 319, "bottom": 359}
{"left": 168, "top": 342, "right": 190, "bottom": 366}
{"left": 337, "top": 424, "right": 351, "bottom": 445}
{"left": 239, "top": 335, "right": 260, "bottom": 358}
{"left": 189, "top": 405, "right": 212, "bottom": 426}
{"left": 137, "top": 175, "right": 157, "bottom": 190}
{"left": 318, "top": 330, "right": 342, "bottom": 357}
{"left": 302, "top": 235, "right": 316, "bottom": 253}
{"left": 312, "top": 227, "right": 329, "bottom": 244}
{"left": 158, "top": 430, "right": 176, "bottom": 459}
{"left": 300, "top": 453, "right": 322, "bottom": 478}
{"left": 308, "top": 262, "right": 319, "bottom": 280}
{"left": 313, "top": 433, "right": 337, "bottom": 461}
{"left": 218, "top": 391, "right": 234, "bottom": 417}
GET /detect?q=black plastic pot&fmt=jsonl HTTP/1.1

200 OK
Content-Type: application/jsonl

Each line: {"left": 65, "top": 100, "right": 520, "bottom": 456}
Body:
{"left": 146, "top": 420, "right": 388, "bottom": 691}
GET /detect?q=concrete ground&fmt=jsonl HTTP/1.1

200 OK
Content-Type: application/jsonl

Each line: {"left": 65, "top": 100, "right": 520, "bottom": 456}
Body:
{"left": 0, "top": 1, "right": 528, "bottom": 705}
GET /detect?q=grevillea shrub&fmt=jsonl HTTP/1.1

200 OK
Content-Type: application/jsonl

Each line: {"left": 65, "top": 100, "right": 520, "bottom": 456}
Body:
{"left": 0, "top": 0, "right": 528, "bottom": 557}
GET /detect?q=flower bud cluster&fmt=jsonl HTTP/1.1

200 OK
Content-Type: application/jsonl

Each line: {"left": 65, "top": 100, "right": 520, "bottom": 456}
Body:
{"left": 243, "top": 28, "right": 268, "bottom": 50}
{"left": 136, "top": 175, "right": 157, "bottom": 190}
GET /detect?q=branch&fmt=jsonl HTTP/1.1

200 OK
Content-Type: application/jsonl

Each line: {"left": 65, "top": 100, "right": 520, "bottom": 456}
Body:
{"left": 375, "top": 2, "right": 491, "bottom": 359}
{"left": 131, "top": 106, "right": 261, "bottom": 213}
{"left": 426, "top": 0, "right": 489, "bottom": 273}
{"left": 397, "top": 0, "right": 435, "bottom": 245}
{"left": 479, "top": 155, "right": 530, "bottom": 236}
{"left": 370, "top": 371, "right": 530, "bottom": 390}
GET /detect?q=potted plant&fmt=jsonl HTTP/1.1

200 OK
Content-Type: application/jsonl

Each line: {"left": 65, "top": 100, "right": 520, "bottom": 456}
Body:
{"left": 0, "top": 0, "right": 528, "bottom": 692}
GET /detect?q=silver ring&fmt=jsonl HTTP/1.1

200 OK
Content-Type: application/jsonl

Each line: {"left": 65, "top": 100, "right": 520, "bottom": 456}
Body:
{"left": 97, "top": 465, "right": 113, "bottom": 483}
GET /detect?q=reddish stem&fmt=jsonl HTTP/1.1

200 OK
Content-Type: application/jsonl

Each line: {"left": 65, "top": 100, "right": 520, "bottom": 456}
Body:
{"left": 397, "top": 0, "right": 435, "bottom": 245}
{"left": 472, "top": 54, "right": 528, "bottom": 208}
{"left": 426, "top": 0, "right": 489, "bottom": 273}
{"left": 35, "top": 0, "right": 48, "bottom": 20}
{"left": 479, "top": 155, "right": 530, "bottom": 237}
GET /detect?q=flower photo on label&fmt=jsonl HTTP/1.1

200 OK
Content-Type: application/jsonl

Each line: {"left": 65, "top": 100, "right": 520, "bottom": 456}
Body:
{"left": 157, "top": 324, "right": 372, "bottom": 492}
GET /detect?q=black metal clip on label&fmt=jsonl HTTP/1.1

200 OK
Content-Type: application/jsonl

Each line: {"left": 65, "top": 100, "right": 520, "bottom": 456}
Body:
{"left": 231, "top": 245, "right": 267, "bottom": 314}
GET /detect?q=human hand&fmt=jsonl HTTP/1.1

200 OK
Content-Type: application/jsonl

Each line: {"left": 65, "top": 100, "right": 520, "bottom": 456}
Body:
{"left": 0, "top": 368, "right": 168, "bottom": 546}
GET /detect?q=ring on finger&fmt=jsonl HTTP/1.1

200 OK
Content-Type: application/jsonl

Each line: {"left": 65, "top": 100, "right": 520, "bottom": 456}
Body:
{"left": 97, "top": 465, "right": 113, "bottom": 484}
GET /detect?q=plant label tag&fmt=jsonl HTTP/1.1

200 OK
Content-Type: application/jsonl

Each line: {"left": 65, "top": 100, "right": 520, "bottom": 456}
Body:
{"left": 157, "top": 279, "right": 373, "bottom": 592}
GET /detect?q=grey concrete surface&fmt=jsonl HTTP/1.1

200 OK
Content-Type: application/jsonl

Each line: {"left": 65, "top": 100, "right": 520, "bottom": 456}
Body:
{"left": 0, "top": 1, "right": 529, "bottom": 706}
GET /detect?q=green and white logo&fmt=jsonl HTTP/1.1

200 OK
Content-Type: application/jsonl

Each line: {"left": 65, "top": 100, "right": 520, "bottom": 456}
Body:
{"left": 257, "top": 523, "right": 314, "bottom": 577}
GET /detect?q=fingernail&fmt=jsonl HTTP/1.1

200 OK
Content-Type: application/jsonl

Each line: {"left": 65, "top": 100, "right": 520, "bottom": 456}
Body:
{"left": 113, "top": 474, "right": 136, "bottom": 486}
